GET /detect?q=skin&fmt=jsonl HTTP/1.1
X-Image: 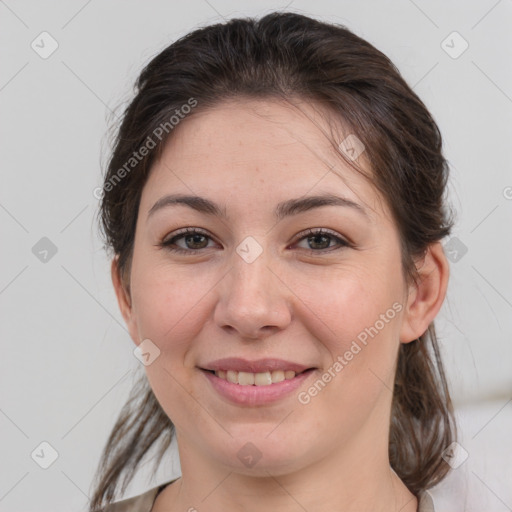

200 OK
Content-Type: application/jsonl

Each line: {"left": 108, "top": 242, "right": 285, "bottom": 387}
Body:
{"left": 112, "top": 98, "right": 449, "bottom": 511}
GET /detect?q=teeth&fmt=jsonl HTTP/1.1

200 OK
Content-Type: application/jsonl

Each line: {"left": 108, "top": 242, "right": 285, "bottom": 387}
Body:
{"left": 214, "top": 369, "right": 297, "bottom": 385}
{"left": 238, "top": 371, "right": 255, "bottom": 385}
{"left": 271, "top": 370, "right": 285, "bottom": 383}
{"left": 255, "top": 372, "right": 272, "bottom": 386}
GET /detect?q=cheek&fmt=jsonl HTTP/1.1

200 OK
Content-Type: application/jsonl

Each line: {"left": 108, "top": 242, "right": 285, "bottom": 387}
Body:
{"left": 294, "top": 272, "right": 402, "bottom": 432}
{"left": 130, "top": 265, "right": 216, "bottom": 422}
{"left": 293, "top": 265, "right": 401, "bottom": 351}
{"left": 130, "top": 263, "right": 213, "bottom": 351}
{"left": 291, "top": 265, "right": 403, "bottom": 410}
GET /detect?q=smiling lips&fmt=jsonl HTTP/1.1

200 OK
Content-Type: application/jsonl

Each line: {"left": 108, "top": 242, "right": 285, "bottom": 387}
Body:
{"left": 200, "top": 357, "right": 314, "bottom": 387}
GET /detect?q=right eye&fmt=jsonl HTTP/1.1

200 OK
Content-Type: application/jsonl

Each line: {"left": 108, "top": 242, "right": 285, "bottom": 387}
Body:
{"left": 158, "top": 228, "right": 219, "bottom": 254}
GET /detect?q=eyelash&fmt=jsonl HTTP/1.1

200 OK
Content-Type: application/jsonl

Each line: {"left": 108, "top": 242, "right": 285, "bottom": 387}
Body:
{"left": 157, "top": 227, "right": 351, "bottom": 255}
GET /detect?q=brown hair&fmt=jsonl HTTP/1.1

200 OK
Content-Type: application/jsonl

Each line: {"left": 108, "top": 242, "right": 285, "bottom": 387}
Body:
{"left": 90, "top": 11, "right": 456, "bottom": 509}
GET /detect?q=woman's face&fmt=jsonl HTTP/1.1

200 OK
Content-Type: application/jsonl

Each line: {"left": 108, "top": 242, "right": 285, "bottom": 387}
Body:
{"left": 115, "top": 98, "right": 427, "bottom": 477}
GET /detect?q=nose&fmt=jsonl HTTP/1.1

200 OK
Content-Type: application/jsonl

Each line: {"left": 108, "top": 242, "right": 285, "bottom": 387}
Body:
{"left": 213, "top": 248, "right": 292, "bottom": 340}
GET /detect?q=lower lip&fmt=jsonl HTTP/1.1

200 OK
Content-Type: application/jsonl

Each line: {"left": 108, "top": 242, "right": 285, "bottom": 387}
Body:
{"left": 200, "top": 369, "right": 316, "bottom": 406}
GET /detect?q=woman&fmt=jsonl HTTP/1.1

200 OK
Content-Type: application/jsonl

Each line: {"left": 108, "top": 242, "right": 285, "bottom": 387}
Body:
{"left": 90, "top": 11, "right": 456, "bottom": 512}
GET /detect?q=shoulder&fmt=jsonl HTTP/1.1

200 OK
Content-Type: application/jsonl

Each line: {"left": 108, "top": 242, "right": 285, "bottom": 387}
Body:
{"left": 417, "top": 490, "right": 435, "bottom": 512}
{"left": 98, "top": 480, "right": 175, "bottom": 512}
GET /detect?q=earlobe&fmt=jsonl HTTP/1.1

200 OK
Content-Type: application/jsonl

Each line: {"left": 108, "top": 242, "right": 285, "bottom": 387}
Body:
{"left": 399, "top": 242, "right": 450, "bottom": 344}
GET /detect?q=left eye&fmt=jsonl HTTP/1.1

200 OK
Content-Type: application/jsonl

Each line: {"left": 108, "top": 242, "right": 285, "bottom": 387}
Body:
{"left": 293, "top": 228, "right": 350, "bottom": 252}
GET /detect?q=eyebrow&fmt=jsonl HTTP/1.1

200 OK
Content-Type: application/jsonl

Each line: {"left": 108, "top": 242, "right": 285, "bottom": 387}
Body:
{"left": 146, "top": 193, "right": 368, "bottom": 222}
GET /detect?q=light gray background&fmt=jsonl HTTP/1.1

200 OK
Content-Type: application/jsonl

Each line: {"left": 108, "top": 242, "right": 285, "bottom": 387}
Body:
{"left": 1, "top": 1, "right": 511, "bottom": 511}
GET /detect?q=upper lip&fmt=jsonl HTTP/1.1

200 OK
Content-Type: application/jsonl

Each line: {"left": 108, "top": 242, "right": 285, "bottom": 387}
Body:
{"left": 200, "top": 358, "right": 314, "bottom": 374}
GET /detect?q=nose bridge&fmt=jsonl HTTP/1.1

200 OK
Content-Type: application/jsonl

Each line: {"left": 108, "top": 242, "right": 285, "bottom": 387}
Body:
{"left": 232, "top": 251, "right": 272, "bottom": 303}
{"left": 214, "top": 243, "right": 291, "bottom": 337}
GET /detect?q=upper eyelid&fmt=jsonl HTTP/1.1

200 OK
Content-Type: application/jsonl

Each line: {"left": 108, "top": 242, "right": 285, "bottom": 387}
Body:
{"left": 163, "top": 227, "right": 211, "bottom": 241}
{"left": 293, "top": 227, "right": 347, "bottom": 241}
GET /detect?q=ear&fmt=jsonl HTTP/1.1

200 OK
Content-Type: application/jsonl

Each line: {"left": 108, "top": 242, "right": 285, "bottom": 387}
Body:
{"left": 111, "top": 256, "right": 139, "bottom": 345}
{"left": 399, "top": 242, "right": 450, "bottom": 343}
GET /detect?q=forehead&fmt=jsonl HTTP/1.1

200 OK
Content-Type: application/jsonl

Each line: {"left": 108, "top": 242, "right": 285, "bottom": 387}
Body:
{"left": 141, "top": 98, "right": 390, "bottom": 223}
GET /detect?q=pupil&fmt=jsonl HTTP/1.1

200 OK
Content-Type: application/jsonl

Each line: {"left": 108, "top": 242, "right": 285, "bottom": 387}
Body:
{"left": 310, "top": 234, "right": 329, "bottom": 250}
{"left": 187, "top": 234, "right": 207, "bottom": 248}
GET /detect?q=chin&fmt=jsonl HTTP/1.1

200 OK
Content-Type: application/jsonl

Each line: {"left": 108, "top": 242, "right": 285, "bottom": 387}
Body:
{"left": 214, "top": 434, "right": 315, "bottom": 477}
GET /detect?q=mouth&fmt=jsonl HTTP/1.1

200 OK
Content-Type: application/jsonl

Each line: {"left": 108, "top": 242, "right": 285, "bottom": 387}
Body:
{"left": 197, "top": 357, "right": 318, "bottom": 405}
{"left": 199, "top": 366, "right": 317, "bottom": 406}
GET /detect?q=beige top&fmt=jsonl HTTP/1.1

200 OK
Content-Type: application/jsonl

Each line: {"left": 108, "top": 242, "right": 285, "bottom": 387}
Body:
{"left": 100, "top": 479, "right": 436, "bottom": 511}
